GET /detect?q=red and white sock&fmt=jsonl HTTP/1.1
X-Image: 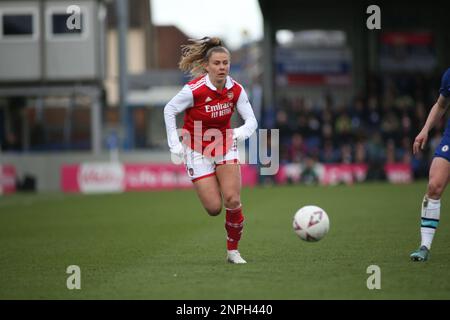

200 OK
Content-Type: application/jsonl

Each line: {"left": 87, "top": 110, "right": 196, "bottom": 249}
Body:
{"left": 225, "top": 205, "right": 245, "bottom": 251}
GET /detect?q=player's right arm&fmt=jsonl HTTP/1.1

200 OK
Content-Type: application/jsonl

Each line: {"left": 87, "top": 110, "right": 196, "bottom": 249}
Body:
{"left": 413, "top": 69, "right": 450, "bottom": 155}
{"left": 163, "top": 85, "right": 193, "bottom": 156}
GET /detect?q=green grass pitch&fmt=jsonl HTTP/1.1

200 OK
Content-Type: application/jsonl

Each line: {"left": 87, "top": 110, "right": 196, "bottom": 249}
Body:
{"left": 1, "top": 181, "right": 449, "bottom": 299}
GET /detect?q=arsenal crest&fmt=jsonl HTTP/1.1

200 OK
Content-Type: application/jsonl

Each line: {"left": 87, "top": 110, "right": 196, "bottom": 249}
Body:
{"left": 227, "top": 91, "right": 234, "bottom": 100}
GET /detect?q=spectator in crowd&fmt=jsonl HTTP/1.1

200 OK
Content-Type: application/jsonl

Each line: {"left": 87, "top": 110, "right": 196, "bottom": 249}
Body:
{"left": 288, "top": 133, "right": 308, "bottom": 163}
{"left": 320, "top": 139, "right": 339, "bottom": 163}
{"left": 354, "top": 141, "right": 368, "bottom": 164}
{"left": 300, "top": 156, "right": 320, "bottom": 185}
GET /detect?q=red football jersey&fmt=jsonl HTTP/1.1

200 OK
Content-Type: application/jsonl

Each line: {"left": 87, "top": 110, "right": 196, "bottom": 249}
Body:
{"left": 182, "top": 75, "right": 243, "bottom": 157}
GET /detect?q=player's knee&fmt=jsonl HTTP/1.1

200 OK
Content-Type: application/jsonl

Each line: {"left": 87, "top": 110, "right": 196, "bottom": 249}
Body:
{"left": 206, "top": 205, "right": 222, "bottom": 216}
{"left": 428, "top": 180, "right": 445, "bottom": 198}
{"left": 224, "top": 194, "right": 241, "bottom": 210}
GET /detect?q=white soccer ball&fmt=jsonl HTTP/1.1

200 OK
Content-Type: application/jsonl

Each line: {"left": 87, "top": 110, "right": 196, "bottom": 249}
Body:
{"left": 293, "top": 205, "right": 330, "bottom": 241}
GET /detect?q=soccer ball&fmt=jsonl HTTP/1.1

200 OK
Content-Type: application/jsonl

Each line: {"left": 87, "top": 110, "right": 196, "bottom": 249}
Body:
{"left": 293, "top": 205, "right": 330, "bottom": 241}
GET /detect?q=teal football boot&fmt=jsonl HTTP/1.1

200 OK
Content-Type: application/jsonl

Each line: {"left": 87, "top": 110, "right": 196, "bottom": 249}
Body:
{"left": 410, "top": 246, "right": 430, "bottom": 262}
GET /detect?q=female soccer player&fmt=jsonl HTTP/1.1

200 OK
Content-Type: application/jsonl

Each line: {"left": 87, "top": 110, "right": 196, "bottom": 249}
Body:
{"left": 410, "top": 67, "right": 450, "bottom": 261}
{"left": 163, "top": 37, "right": 258, "bottom": 264}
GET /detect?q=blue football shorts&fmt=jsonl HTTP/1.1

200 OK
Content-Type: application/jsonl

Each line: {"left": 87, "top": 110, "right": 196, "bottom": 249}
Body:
{"left": 434, "top": 132, "right": 450, "bottom": 162}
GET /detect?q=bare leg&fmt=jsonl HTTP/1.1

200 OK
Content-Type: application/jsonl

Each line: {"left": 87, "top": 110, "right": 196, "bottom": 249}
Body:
{"left": 193, "top": 175, "right": 223, "bottom": 216}
{"left": 427, "top": 157, "right": 450, "bottom": 199}
{"left": 216, "top": 164, "right": 241, "bottom": 209}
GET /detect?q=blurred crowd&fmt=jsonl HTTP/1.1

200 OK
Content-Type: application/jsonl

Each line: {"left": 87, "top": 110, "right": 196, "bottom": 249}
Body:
{"left": 274, "top": 72, "right": 446, "bottom": 180}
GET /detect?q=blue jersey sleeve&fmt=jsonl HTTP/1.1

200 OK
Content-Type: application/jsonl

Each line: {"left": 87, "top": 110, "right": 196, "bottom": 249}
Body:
{"left": 439, "top": 68, "right": 450, "bottom": 98}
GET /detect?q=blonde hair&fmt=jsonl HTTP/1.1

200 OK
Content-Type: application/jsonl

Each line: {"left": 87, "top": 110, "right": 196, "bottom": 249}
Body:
{"left": 179, "top": 37, "right": 230, "bottom": 78}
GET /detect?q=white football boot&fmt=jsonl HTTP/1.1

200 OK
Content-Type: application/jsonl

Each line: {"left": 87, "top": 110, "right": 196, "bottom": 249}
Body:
{"left": 227, "top": 250, "right": 247, "bottom": 264}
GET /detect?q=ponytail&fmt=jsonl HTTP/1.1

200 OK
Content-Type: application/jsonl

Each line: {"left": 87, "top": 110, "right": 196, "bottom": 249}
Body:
{"left": 179, "top": 37, "right": 230, "bottom": 78}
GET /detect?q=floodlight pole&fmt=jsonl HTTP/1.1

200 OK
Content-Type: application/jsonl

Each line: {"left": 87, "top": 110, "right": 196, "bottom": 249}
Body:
{"left": 116, "top": 0, "right": 129, "bottom": 150}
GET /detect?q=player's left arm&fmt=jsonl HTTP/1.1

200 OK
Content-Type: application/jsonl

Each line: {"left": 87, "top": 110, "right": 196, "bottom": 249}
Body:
{"left": 413, "top": 94, "right": 450, "bottom": 154}
{"left": 438, "top": 94, "right": 450, "bottom": 112}
{"left": 430, "top": 93, "right": 450, "bottom": 130}
{"left": 429, "top": 94, "right": 450, "bottom": 128}
{"left": 233, "top": 88, "right": 258, "bottom": 141}
{"left": 438, "top": 68, "right": 450, "bottom": 114}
